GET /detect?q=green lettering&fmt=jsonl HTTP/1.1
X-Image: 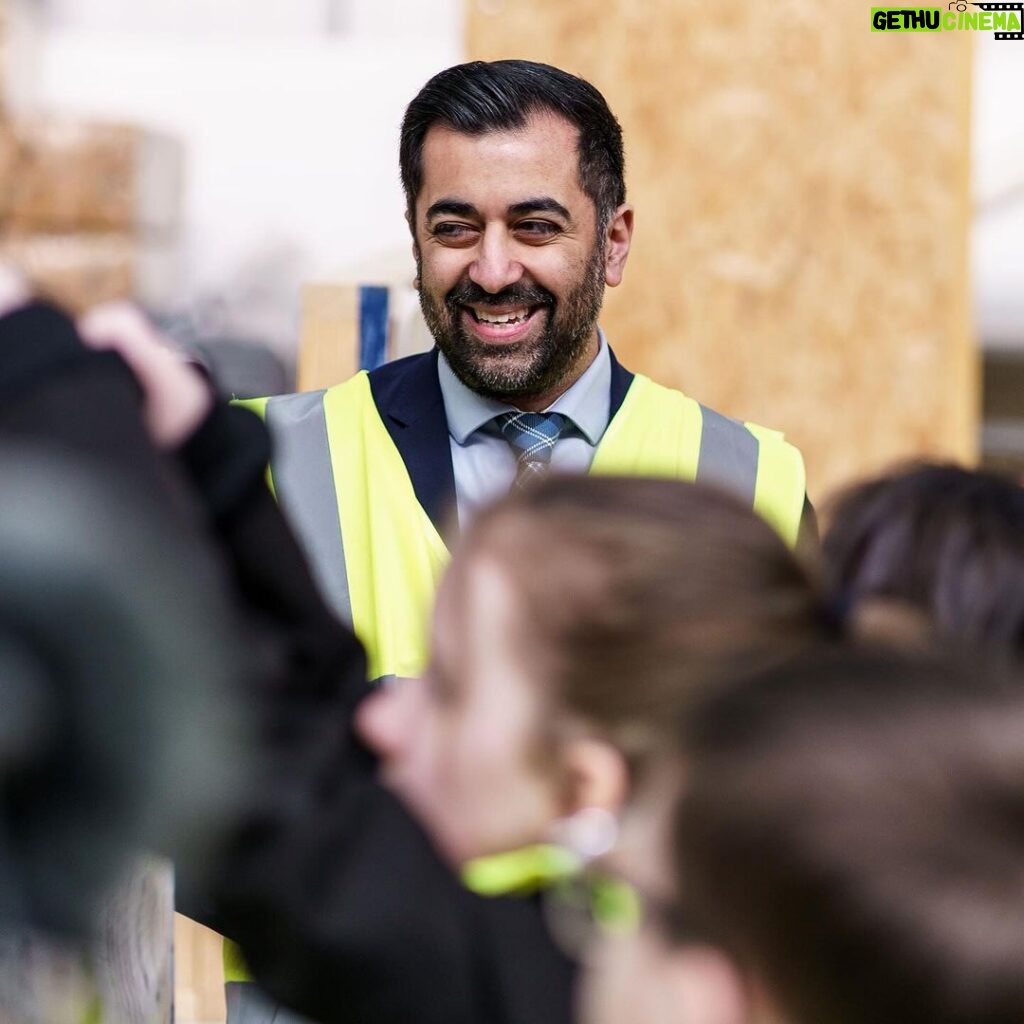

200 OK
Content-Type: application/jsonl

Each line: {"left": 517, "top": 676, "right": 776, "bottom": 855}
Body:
{"left": 1010, "top": 12, "right": 1021, "bottom": 29}
{"left": 871, "top": 6, "right": 942, "bottom": 31}
{"left": 964, "top": 11, "right": 978, "bottom": 28}
{"left": 993, "top": 11, "right": 1006, "bottom": 28}
{"left": 980, "top": 12, "right": 992, "bottom": 28}
{"left": 944, "top": 11, "right": 957, "bottom": 28}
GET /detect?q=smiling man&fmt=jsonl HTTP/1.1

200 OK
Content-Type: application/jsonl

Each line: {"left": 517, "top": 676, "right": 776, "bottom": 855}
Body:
{"left": 222, "top": 61, "right": 811, "bottom": 1024}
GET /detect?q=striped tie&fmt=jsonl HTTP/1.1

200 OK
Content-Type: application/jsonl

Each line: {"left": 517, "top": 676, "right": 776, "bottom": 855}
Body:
{"left": 496, "top": 411, "right": 568, "bottom": 491}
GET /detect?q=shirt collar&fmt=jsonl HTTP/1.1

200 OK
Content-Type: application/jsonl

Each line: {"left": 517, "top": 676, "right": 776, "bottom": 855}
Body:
{"left": 437, "top": 329, "right": 612, "bottom": 446}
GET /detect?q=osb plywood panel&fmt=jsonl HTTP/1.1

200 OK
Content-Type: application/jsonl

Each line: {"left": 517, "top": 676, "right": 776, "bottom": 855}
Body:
{"left": 468, "top": 0, "right": 976, "bottom": 501}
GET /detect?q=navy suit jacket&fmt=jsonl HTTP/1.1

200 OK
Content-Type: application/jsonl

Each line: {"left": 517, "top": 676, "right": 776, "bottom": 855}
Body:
{"left": 366, "top": 346, "right": 636, "bottom": 536}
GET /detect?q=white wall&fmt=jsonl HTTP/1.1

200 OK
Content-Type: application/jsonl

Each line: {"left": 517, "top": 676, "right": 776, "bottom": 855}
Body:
{"left": 32, "top": 0, "right": 464, "bottom": 353}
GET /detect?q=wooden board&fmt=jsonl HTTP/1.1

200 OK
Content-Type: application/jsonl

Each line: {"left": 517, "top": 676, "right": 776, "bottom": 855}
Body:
{"left": 298, "top": 282, "right": 361, "bottom": 392}
{"left": 173, "top": 916, "right": 226, "bottom": 1024}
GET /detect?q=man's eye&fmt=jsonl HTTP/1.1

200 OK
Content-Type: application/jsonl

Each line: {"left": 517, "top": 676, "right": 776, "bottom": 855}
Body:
{"left": 431, "top": 223, "right": 476, "bottom": 241}
{"left": 516, "top": 220, "right": 559, "bottom": 238}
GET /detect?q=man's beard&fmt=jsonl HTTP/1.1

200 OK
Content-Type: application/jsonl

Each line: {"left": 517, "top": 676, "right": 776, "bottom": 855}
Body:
{"left": 417, "top": 243, "right": 606, "bottom": 402}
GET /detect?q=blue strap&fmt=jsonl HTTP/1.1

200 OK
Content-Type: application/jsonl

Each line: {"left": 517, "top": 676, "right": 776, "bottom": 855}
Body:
{"left": 358, "top": 285, "right": 390, "bottom": 371}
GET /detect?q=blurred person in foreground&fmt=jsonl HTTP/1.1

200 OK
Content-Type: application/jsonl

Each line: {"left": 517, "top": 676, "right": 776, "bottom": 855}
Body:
{"left": 0, "top": 273, "right": 364, "bottom": 1022}
{"left": 581, "top": 644, "right": 1024, "bottom": 1024}
{"left": 306, "top": 475, "right": 837, "bottom": 1023}
{"left": 823, "top": 462, "right": 1024, "bottom": 655}
{"left": 354, "top": 474, "right": 825, "bottom": 871}
{"left": 192, "top": 473, "right": 837, "bottom": 1024}
{"left": 0, "top": 268, "right": 245, "bottom": 1023}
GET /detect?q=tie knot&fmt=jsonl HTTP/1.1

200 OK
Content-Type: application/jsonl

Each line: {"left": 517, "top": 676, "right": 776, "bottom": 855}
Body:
{"left": 496, "top": 411, "right": 567, "bottom": 466}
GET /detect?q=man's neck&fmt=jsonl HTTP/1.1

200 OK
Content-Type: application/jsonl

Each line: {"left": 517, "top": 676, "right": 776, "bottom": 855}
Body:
{"left": 508, "top": 330, "right": 601, "bottom": 412}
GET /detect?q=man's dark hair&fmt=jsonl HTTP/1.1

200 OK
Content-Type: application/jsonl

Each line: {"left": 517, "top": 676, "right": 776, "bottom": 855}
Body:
{"left": 673, "top": 645, "right": 1024, "bottom": 1024}
{"left": 823, "top": 463, "right": 1024, "bottom": 655}
{"left": 400, "top": 60, "right": 626, "bottom": 232}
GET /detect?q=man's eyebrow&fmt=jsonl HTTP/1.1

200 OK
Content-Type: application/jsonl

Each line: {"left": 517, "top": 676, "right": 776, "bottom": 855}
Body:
{"left": 425, "top": 199, "right": 478, "bottom": 221}
{"left": 507, "top": 197, "right": 571, "bottom": 221}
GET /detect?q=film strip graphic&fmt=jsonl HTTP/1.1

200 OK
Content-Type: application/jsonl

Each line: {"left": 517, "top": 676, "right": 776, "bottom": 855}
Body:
{"left": 974, "top": 2, "right": 1024, "bottom": 39}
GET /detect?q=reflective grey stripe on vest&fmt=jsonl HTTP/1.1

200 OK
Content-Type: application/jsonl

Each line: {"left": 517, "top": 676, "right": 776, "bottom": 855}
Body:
{"left": 226, "top": 981, "right": 317, "bottom": 1024}
{"left": 265, "top": 391, "right": 352, "bottom": 625}
{"left": 695, "top": 405, "right": 759, "bottom": 506}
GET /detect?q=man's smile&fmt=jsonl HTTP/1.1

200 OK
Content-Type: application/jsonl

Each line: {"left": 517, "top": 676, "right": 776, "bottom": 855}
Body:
{"left": 460, "top": 304, "right": 545, "bottom": 344}
{"left": 470, "top": 305, "right": 532, "bottom": 324}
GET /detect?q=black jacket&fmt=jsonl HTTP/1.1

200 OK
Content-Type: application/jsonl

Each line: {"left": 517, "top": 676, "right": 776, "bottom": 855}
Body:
{"left": 0, "top": 303, "right": 576, "bottom": 1024}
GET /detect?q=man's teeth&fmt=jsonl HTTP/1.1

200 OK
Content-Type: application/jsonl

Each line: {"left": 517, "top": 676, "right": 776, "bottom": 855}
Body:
{"left": 474, "top": 308, "right": 531, "bottom": 325}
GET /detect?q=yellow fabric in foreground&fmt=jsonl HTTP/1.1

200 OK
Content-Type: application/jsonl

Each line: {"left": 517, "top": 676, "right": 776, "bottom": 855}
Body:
{"left": 462, "top": 844, "right": 580, "bottom": 896}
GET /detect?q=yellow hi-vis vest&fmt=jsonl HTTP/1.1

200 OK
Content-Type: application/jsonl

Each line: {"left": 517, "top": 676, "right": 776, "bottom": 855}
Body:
{"left": 239, "top": 370, "right": 804, "bottom": 681}
{"left": 222, "top": 370, "right": 805, "bottom": 998}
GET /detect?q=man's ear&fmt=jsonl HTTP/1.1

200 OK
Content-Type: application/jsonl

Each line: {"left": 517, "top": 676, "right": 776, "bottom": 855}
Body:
{"left": 604, "top": 204, "right": 634, "bottom": 288}
{"left": 559, "top": 736, "right": 630, "bottom": 818}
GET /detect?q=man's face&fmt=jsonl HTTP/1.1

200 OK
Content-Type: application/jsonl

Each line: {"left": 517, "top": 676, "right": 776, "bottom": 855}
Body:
{"left": 412, "top": 111, "right": 612, "bottom": 402}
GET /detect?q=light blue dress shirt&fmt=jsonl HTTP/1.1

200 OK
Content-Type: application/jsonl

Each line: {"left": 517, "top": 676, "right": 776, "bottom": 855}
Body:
{"left": 437, "top": 330, "right": 613, "bottom": 525}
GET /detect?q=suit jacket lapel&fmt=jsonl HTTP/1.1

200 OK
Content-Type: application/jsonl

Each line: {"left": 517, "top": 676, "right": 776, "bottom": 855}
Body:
{"left": 608, "top": 346, "right": 635, "bottom": 421}
{"left": 367, "top": 349, "right": 458, "bottom": 539}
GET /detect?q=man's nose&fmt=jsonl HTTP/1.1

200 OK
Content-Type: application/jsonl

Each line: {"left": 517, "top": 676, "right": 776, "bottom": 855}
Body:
{"left": 354, "top": 677, "right": 422, "bottom": 762}
{"left": 468, "top": 229, "right": 524, "bottom": 294}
